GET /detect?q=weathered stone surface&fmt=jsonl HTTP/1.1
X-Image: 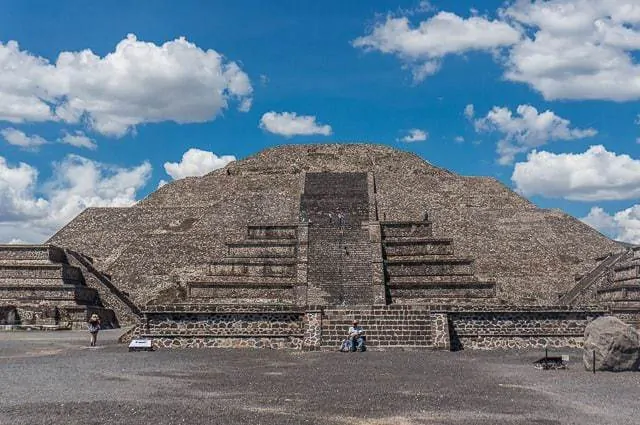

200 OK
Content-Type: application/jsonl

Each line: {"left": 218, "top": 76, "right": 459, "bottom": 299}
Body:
{"left": 0, "top": 305, "right": 18, "bottom": 325}
{"left": 583, "top": 316, "right": 640, "bottom": 371}
{"left": 0, "top": 245, "right": 119, "bottom": 329}
{"left": 47, "top": 144, "right": 623, "bottom": 306}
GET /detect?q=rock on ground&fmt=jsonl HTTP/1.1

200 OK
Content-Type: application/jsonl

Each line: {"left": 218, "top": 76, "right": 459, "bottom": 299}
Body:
{"left": 583, "top": 316, "right": 640, "bottom": 372}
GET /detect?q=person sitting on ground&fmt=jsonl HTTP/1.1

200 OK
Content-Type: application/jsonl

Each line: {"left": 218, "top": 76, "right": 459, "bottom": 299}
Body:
{"left": 348, "top": 319, "right": 366, "bottom": 352}
{"left": 87, "top": 313, "right": 101, "bottom": 347}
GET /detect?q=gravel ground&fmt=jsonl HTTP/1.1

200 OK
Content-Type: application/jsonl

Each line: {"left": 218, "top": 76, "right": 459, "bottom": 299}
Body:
{"left": 0, "top": 330, "right": 638, "bottom": 425}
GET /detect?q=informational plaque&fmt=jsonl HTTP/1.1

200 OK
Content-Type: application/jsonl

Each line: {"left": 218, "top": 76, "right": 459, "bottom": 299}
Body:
{"left": 128, "top": 339, "right": 153, "bottom": 352}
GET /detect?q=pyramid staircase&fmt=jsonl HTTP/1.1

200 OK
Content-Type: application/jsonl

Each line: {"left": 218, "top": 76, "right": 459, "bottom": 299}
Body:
{"left": 0, "top": 245, "right": 116, "bottom": 329}
{"left": 598, "top": 247, "right": 640, "bottom": 328}
{"left": 302, "top": 172, "right": 373, "bottom": 306}
{"left": 381, "top": 221, "right": 496, "bottom": 304}
{"left": 186, "top": 224, "right": 299, "bottom": 305}
{"left": 558, "top": 250, "right": 631, "bottom": 306}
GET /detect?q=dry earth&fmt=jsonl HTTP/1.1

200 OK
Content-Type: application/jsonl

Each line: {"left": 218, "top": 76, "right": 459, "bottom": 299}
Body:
{"left": 0, "top": 330, "right": 638, "bottom": 425}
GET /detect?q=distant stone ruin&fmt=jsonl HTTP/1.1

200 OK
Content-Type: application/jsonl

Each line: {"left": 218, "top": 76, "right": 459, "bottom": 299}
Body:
{"left": 1, "top": 144, "right": 638, "bottom": 349}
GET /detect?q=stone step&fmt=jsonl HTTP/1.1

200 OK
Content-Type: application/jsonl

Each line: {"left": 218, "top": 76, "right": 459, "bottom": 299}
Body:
{"left": 322, "top": 322, "right": 433, "bottom": 329}
{"left": 209, "top": 259, "right": 297, "bottom": 278}
{"left": 212, "top": 257, "right": 298, "bottom": 265}
{"left": 185, "top": 297, "right": 295, "bottom": 305}
{"left": 614, "top": 259, "right": 640, "bottom": 272}
{"left": 0, "top": 277, "right": 86, "bottom": 286}
{"left": 246, "top": 225, "right": 297, "bottom": 240}
{"left": 381, "top": 221, "right": 433, "bottom": 238}
{"left": 209, "top": 264, "right": 297, "bottom": 280}
{"left": 387, "top": 280, "right": 495, "bottom": 291}
{"left": 189, "top": 280, "right": 296, "bottom": 289}
{"left": 321, "top": 331, "right": 432, "bottom": 345}
{"left": 188, "top": 285, "right": 294, "bottom": 301}
{"left": 385, "top": 254, "right": 466, "bottom": 262}
{"left": 227, "top": 240, "right": 297, "bottom": 258}
{"left": 0, "top": 245, "right": 67, "bottom": 263}
{"left": 383, "top": 238, "right": 454, "bottom": 256}
{"left": 0, "top": 284, "right": 98, "bottom": 302}
{"left": 387, "top": 275, "right": 486, "bottom": 284}
{"left": 322, "top": 314, "right": 431, "bottom": 324}
{"left": 598, "top": 285, "right": 640, "bottom": 302}
{"left": 614, "top": 263, "right": 640, "bottom": 281}
{"left": 322, "top": 306, "right": 432, "bottom": 314}
{"left": 0, "top": 259, "right": 59, "bottom": 265}
{"left": 0, "top": 264, "right": 83, "bottom": 281}
{"left": 385, "top": 258, "right": 474, "bottom": 276}
{"left": 389, "top": 289, "right": 496, "bottom": 302}
{"left": 192, "top": 275, "right": 297, "bottom": 285}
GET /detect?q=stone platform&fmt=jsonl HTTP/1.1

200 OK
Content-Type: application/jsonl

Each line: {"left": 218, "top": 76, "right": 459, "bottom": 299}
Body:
{"left": 0, "top": 245, "right": 118, "bottom": 330}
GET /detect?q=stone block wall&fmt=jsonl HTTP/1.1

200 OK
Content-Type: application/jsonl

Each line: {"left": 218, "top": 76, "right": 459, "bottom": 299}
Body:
{"left": 137, "top": 304, "right": 305, "bottom": 349}
{"left": 445, "top": 308, "right": 607, "bottom": 350}
{"left": 0, "top": 286, "right": 98, "bottom": 305}
{"left": 320, "top": 305, "right": 433, "bottom": 349}
{"left": 0, "top": 245, "right": 67, "bottom": 263}
{"left": 128, "top": 304, "right": 622, "bottom": 351}
{"left": 612, "top": 309, "right": 640, "bottom": 329}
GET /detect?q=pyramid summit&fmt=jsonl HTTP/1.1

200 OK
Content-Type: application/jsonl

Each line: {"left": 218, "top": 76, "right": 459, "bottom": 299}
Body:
{"left": 1, "top": 143, "right": 638, "bottom": 349}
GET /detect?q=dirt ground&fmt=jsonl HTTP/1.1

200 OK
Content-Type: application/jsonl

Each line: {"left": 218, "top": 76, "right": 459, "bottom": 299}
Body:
{"left": 0, "top": 330, "right": 638, "bottom": 425}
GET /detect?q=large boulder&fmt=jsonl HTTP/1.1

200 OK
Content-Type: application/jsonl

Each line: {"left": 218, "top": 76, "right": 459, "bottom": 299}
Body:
{"left": 583, "top": 316, "right": 640, "bottom": 372}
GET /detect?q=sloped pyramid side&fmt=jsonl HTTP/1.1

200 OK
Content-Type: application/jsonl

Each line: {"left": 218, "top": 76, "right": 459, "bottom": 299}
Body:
{"left": 48, "top": 144, "right": 622, "bottom": 306}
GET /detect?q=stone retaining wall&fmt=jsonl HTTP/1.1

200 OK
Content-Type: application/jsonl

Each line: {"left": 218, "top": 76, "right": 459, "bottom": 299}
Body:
{"left": 137, "top": 305, "right": 305, "bottom": 349}
{"left": 130, "top": 304, "right": 623, "bottom": 351}
{"left": 447, "top": 309, "right": 607, "bottom": 350}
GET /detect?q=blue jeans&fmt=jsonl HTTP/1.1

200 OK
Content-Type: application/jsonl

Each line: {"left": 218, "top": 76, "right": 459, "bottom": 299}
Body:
{"left": 351, "top": 336, "right": 365, "bottom": 352}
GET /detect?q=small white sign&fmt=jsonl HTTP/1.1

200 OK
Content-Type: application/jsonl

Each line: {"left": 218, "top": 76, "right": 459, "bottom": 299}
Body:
{"left": 562, "top": 354, "right": 570, "bottom": 362}
{"left": 128, "top": 339, "right": 153, "bottom": 351}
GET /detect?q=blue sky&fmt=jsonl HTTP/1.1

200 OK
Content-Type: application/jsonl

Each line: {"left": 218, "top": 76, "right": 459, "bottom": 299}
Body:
{"left": 1, "top": 0, "right": 640, "bottom": 244}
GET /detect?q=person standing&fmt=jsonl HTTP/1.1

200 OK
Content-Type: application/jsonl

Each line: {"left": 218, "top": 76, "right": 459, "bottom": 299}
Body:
{"left": 88, "top": 313, "right": 101, "bottom": 347}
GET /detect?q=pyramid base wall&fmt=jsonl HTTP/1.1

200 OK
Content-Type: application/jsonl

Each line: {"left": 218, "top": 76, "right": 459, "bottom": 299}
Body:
{"left": 129, "top": 304, "right": 621, "bottom": 351}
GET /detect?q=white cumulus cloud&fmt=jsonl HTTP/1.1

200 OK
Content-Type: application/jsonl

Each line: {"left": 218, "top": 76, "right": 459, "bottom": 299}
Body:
{"left": 502, "top": 0, "right": 640, "bottom": 101}
{"left": 59, "top": 130, "right": 97, "bottom": 149}
{"left": 1, "top": 128, "right": 49, "bottom": 150}
{"left": 0, "top": 34, "right": 252, "bottom": 137}
{"left": 355, "top": 2, "right": 640, "bottom": 101}
{"left": 0, "top": 154, "right": 151, "bottom": 243}
{"left": 259, "top": 112, "right": 333, "bottom": 138}
{"left": 398, "top": 128, "right": 428, "bottom": 142}
{"left": 474, "top": 104, "right": 597, "bottom": 164}
{"left": 352, "top": 11, "right": 520, "bottom": 81}
{"left": 0, "top": 157, "right": 48, "bottom": 222}
{"left": 512, "top": 145, "right": 640, "bottom": 201}
{"left": 163, "top": 148, "right": 236, "bottom": 180}
{"left": 582, "top": 206, "right": 640, "bottom": 244}
{"left": 464, "top": 104, "right": 475, "bottom": 120}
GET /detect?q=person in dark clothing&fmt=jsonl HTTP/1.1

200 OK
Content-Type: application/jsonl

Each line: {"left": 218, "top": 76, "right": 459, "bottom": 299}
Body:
{"left": 88, "top": 313, "right": 101, "bottom": 347}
